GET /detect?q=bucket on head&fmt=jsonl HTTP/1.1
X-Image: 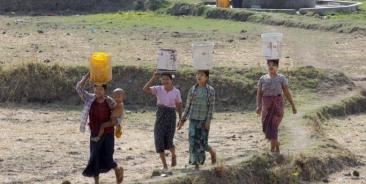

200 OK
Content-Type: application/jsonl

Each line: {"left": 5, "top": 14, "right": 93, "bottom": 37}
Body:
{"left": 157, "top": 49, "right": 178, "bottom": 74}
{"left": 261, "top": 33, "right": 283, "bottom": 60}
{"left": 90, "top": 52, "right": 112, "bottom": 85}
{"left": 192, "top": 42, "right": 215, "bottom": 70}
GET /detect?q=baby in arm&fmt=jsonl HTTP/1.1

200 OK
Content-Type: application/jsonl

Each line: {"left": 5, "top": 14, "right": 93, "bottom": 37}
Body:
{"left": 91, "top": 88, "right": 125, "bottom": 142}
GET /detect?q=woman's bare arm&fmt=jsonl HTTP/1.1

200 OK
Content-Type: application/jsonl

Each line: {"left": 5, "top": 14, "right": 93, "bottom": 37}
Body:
{"left": 256, "top": 87, "right": 263, "bottom": 115}
{"left": 143, "top": 71, "right": 159, "bottom": 94}
{"left": 176, "top": 102, "right": 183, "bottom": 120}
{"left": 282, "top": 85, "right": 297, "bottom": 114}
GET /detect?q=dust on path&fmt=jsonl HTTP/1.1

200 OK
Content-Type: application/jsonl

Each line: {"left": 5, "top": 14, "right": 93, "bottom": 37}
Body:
{"left": 316, "top": 115, "right": 366, "bottom": 184}
{"left": 281, "top": 112, "right": 313, "bottom": 154}
{"left": 0, "top": 105, "right": 266, "bottom": 183}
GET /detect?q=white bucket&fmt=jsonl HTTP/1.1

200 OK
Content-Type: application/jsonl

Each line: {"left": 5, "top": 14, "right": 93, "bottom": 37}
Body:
{"left": 192, "top": 42, "right": 215, "bottom": 70}
{"left": 157, "top": 49, "right": 178, "bottom": 73}
{"left": 261, "top": 33, "right": 283, "bottom": 60}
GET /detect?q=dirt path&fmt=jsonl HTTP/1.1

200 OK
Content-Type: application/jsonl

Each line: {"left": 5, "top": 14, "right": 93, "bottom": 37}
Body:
{"left": 281, "top": 112, "right": 313, "bottom": 154}
{"left": 0, "top": 105, "right": 320, "bottom": 184}
{"left": 316, "top": 115, "right": 366, "bottom": 184}
{"left": 0, "top": 12, "right": 365, "bottom": 184}
{"left": 0, "top": 105, "right": 266, "bottom": 183}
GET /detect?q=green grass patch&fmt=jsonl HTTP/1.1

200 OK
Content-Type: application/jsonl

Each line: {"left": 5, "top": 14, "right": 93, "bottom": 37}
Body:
{"left": 0, "top": 63, "right": 353, "bottom": 111}
{"left": 303, "top": 93, "right": 366, "bottom": 133}
{"left": 165, "top": 2, "right": 366, "bottom": 35}
{"left": 324, "top": 0, "right": 366, "bottom": 23}
{"left": 42, "top": 11, "right": 257, "bottom": 33}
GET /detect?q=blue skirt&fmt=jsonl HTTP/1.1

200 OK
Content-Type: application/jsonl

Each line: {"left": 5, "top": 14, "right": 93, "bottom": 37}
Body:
{"left": 189, "top": 119, "right": 211, "bottom": 165}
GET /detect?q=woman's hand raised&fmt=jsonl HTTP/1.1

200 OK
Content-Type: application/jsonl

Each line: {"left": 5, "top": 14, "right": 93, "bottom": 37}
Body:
{"left": 83, "top": 72, "right": 90, "bottom": 80}
{"left": 151, "top": 70, "right": 159, "bottom": 81}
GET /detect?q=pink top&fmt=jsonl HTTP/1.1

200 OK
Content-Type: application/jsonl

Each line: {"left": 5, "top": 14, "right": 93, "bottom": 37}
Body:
{"left": 150, "top": 85, "right": 182, "bottom": 108}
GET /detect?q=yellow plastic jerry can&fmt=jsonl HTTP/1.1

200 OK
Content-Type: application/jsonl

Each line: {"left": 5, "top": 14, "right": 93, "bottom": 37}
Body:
{"left": 90, "top": 52, "right": 112, "bottom": 85}
{"left": 217, "top": 0, "right": 230, "bottom": 8}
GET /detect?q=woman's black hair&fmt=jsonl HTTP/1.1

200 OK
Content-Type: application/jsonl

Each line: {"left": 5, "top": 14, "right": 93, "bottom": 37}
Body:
{"left": 94, "top": 84, "right": 108, "bottom": 90}
{"left": 198, "top": 70, "right": 210, "bottom": 78}
{"left": 161, "top": 73, "right": 173, "bottom": 80}
{"left": 267, "top": 59, "right": 279, "bottom": 66}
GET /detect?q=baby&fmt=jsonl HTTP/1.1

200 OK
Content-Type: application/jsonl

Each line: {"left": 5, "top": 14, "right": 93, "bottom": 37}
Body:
{"left": 91, "top": 88, "right": 125, "bottom": 142}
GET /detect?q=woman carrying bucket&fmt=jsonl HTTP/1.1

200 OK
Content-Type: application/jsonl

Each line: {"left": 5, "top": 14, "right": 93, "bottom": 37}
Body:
{"left": 257, "top": 33, "right": 297, "bottom": 153}
{"left": 177, "top": 42, "right": 217, "bottom": 170}
{"left": 76, "top": 73, "right": 124, "bottom": 184}
{"left": 178, "top": 70, "right": 217, "bottom": 170}
{"left": 143, "top": 49, "right": 183, "bottom": 171}
{"left": 77, "top": 53, "right": 124, "bottom": 184}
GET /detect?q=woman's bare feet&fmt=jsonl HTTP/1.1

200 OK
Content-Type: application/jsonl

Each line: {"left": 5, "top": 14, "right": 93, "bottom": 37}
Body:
{"left": 194, "top": 164, "right": 199, "bottom": 171}
{"left": 115, "top": 167, "right": 124, "bottom": 184}
{"left": 275, "top": 141, "right": 280, "bottom": 153}
{"left": 210, "top": 149, "right": 217, "bottom": 165}
{"left": 94, "top": 176, "right": 99, "bottom": 184}
{"left": 171, "top": 155, "right": 177, "bottom": 167}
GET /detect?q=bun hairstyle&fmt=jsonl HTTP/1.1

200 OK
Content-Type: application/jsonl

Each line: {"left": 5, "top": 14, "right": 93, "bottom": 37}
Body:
{"left": 94, "top": 84, "right": 108, "bottom": 90}
{"left": 161, "top": 73, "right": 173, "bottom": 80}
{"left": 267, "top": 59, "right": 279, "bottom": 66}
{"left": 198, "top": 70, "right": 210, "bottom": 78}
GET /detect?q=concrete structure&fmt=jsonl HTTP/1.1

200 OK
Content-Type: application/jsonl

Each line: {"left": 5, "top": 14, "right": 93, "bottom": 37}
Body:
{"left": 242, "top": 0, "right": 316, "bottom": 9}
{"left": 300, "top": 0, "right": 362, "bottom": 15}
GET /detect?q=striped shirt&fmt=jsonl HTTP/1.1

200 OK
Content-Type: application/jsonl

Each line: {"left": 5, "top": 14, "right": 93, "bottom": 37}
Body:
{"left": 76, "top": 77, "right": 122, "bottom": 133}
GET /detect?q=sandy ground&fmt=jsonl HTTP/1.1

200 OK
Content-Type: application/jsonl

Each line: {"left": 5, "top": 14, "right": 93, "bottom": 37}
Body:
{"left": 0, "top": 15, "right": 365, "bottom": 77}
{"left": 0, "top": 12, "right": 365, "bottom": 184}
{"left": 317, "top": 115, "right": 366, "bottom": 184}
{"left": 0, "top": 104, "right": 267, "bottom": 184}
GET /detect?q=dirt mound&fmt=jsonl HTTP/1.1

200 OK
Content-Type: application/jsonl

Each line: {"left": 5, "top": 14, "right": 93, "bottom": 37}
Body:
{"left": 0, "top": 63, "right": 354, "bottom": 110}
{"left": 159, "top": 150, "right": 358, "bottom": 184}
{"left": 304, "top": 93, "right": 366, "bottom": 132}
